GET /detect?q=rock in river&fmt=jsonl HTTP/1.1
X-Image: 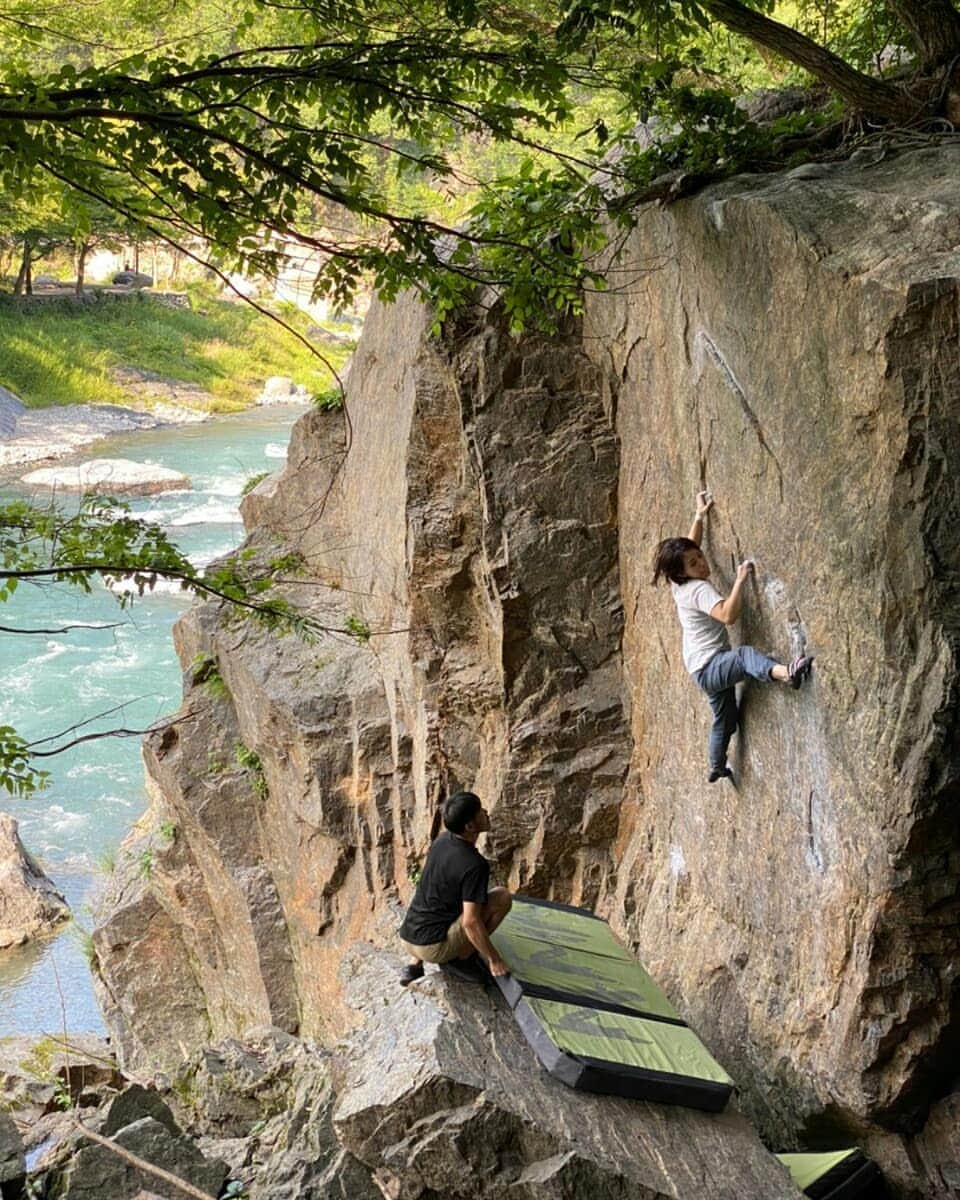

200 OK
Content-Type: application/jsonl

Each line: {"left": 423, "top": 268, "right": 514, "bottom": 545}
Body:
{"left": 0, "top": 812, "right": 70, "bottom": 950}
{"left": 20, "top": 458, "right": 190, "bottom": 496}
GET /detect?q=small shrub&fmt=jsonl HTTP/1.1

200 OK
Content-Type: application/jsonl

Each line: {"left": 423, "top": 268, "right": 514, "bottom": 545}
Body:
{"left": 312, "top": 385, "right": 344, "bottom": 411}
{"left": 191, "top": 651, "right": 230, "bottom": 701}
{"left": 206, "top": 753, "right": 227, "bottom": 775}
{"left": 235, "top": 742, "right": 268, "bottom": 800}
{"left": 75, "top": 926, "right": 97, "bottom": 966}
{"left": 344, "top": 614, "right": 371, "bottom": 643}
{"left": 241, "top": 471, "right": 271, "bottom": 496}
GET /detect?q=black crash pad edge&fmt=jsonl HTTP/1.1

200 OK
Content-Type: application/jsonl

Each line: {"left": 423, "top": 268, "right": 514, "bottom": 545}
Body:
{"left": 804, "top": 1152, "right": 886, "bottom": 1200}
{"left": 495, "top": 972, "right": 686, "bottom": 1027}
{"left": 513, "top": 1000, "right": 733, "bottom": 1113}
{"left": 512, "top": 894, "right": 604, "bottom": 920}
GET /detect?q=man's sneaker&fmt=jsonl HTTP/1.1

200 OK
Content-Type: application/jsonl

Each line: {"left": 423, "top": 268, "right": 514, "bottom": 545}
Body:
{"left": 707, "top": 765, "right": 734, "bottom": 784}
{"left": 440, "top": 955, "right": 488, "bottom": 985}
{"left": 787, "top": 655, "right": 815, "bottom": 690}
{"left": 399, "top": 961, "right": 424, "bottom": 987}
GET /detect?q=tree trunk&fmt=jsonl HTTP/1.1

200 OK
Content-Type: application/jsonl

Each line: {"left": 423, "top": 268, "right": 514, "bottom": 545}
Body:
{"left": 886, "top": 0, "right": 960, "bottom": 67}
{"left": 75, "top": 241, "right": 89, "bottom": 298}
{"left": 702, "top": 0, "right": 921, "bottom": 121}
{"left": 13, "top": 241, "right": 31, "bottom": 297}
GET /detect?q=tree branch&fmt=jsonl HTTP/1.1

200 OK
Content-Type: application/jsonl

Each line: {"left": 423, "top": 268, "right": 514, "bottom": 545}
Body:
{"left": 701, "top": 0, "right": 918, "bottom": 121}
{"left": 71, "top": 1120, "right": 218, "bottom": 1200}
{"left": 0, "top": 621, "right": 122, "bottom": 634}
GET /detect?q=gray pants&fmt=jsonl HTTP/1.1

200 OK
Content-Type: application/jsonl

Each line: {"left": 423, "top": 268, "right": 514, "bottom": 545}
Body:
{"left": 693, "top": 646, "right": 779, "bottom": 771}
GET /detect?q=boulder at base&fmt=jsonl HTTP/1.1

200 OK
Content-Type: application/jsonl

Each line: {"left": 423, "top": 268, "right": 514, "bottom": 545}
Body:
{"left": 0, "top": 813, "right": 70, "bottom": 950}
{"left": 21, "top": 458, "right": 189, "bottom": 496}
{"left": 332, "top": 946, "right": 801, "bottom": 1199}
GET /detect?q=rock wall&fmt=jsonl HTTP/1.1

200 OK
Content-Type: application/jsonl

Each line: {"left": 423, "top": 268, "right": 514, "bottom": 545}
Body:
{"left": 587, "top": 148, "right": 960, "bottom": 1175}
{"left": 93, "top": 145, "right": 960, "bottom": 1197}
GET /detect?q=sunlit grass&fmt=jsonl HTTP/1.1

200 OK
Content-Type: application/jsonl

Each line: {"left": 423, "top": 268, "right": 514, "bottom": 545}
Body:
{"left": 0, "top": 289, "right": 353, "bottom": 410}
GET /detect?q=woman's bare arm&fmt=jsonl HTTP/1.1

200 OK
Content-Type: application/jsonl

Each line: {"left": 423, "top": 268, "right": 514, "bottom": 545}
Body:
{"left": 711, "top": 560, "right": 754, "bottom": 624}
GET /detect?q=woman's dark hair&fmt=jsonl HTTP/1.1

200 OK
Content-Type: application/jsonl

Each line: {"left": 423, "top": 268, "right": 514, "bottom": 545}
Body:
{"left": 443, "top": 791, "right": 482, "bottom": 834}
{"left": 651, "top": 537, "right": 700, "bottom": 586}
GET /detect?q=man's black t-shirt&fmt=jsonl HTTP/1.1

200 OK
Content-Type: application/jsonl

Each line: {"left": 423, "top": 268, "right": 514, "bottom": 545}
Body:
{"left": 398, "top": 831, "right": 489, "bottom": 946}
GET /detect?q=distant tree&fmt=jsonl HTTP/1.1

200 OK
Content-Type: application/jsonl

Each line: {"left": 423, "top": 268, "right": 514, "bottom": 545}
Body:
{"left": 61, "top": 191, "right": 129, "bottom": 296}
{"left": 0, "top": 193, "right": 69, "bottom": 294}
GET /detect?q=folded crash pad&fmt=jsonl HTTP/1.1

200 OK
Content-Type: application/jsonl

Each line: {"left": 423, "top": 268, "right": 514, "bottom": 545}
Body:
{"left": 776, "top": 1150, "right": 886, "bottom": 1200}
{"left": 491, "top": 896, "right": 734, "bottom": 1111}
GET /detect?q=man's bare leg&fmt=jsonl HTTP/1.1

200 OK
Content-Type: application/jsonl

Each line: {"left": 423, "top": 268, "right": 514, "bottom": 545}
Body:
{"left": 457, "top": 888, "right": 512, "bottom": 959}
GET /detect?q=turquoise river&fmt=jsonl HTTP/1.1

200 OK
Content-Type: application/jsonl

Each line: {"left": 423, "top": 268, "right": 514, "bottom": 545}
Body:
{"left": 0, "top": 404, "right": 307, "bottom": 1036}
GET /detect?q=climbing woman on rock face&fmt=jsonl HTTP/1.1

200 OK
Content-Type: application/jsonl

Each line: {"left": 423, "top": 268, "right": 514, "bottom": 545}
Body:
{"left": 652, "top": 491, "right": 813, "bottom": 783}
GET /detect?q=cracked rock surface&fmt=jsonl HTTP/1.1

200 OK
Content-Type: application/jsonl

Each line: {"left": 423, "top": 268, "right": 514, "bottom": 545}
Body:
{"left": 589, "top": 147, "right": 960, "bottom": 1189}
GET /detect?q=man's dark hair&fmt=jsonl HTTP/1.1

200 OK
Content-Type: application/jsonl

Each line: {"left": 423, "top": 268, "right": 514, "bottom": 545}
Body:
{"left": 651, "top": 536, "right": 700, "bottom": 586}
{"left": 443, "top": 791, "right": 482, "bottom": 834}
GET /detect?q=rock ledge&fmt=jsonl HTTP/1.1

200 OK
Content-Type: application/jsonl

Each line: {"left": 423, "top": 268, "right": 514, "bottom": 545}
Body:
{"left": 21, "top": 458, "right": 190, "bottom": 495}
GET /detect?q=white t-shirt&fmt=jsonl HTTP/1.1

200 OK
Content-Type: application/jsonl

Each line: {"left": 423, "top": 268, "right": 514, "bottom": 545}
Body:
{"left": 670, "top": 579, "right": 729, "bottom": 674}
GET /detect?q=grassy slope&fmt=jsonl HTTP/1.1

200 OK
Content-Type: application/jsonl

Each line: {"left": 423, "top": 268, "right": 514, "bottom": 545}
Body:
{"left": 0, "top": 290, "right": 353, "bottom": 410}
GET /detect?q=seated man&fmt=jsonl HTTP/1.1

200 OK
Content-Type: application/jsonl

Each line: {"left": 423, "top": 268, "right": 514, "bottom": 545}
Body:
{"left": 398, "top": 791, "right": 512, "bottom": 986}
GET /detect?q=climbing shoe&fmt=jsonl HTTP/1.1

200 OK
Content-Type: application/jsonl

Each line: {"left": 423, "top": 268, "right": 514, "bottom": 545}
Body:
{"left": 440, "top": 955, "right": 488, "bottom": 986}
{"left": 399, "top": 961, "right": 425, "bottom": 987}
{"left": 707, "top": 765, "right": 734, "bottom": 784}
{"left": 787, "top": 655, "right": 815, "bottom": 689}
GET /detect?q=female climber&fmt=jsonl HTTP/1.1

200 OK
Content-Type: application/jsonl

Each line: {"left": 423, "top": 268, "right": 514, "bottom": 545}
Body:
{"left": 652, "top": 491, "right": 813, "bottom": 782}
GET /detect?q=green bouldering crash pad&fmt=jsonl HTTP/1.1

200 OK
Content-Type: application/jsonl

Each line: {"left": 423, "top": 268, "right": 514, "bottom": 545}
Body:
{"left": 492, "top": 925, "right": 682, "bottom": 1022}
{"left": 776, "top": 1150, "right": 886, "bottom": 1200}
{"left": 490, "top": 896, "right": 734, "bottom": 1111}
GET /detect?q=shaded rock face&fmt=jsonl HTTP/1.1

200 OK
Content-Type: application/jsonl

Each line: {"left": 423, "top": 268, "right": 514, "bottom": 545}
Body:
{"left": 94, "top": 295, "right": 627, "bottom": 1065}
{"left": 93, "top": 146, "right": 960, "bottom": 1196}
{"left": 0, "top": 813, "right": 70, "bottom": 949}
{"left": 164, "top": 1028, "right": 381, "bottom": 1200}
{"left": 0, "top": 1111, "right": 25, "bottom": 1194}
{"left": 42, "top": 1092, "right": 230, "bottom": 1200}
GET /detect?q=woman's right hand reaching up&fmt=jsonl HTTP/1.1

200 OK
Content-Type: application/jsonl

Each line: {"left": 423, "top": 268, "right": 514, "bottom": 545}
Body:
{"left": 736, "top": 559, "right": 755, "bottom": 583}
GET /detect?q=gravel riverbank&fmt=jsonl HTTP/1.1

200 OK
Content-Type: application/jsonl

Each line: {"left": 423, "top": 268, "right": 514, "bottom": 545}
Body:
{"left": 0, "top": 384, "right": 209, "bottom": 481}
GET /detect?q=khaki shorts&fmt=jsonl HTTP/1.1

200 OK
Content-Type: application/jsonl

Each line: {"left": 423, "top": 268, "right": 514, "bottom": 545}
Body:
{"left": 401, "top": 916, "right": 472, "bottom": 965}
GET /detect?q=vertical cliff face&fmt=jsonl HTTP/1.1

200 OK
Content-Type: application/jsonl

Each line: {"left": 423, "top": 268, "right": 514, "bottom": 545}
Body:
{"left": 587, "top": 149, "right": 960, "bottom": 1163}
{"left": 94, "top": 145, "right": 960, "bottom": 1196}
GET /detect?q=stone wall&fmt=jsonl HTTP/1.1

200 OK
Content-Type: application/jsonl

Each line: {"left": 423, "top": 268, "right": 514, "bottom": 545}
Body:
{"left": 93, "top": 146, "right": 960, "bottom": 1197}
